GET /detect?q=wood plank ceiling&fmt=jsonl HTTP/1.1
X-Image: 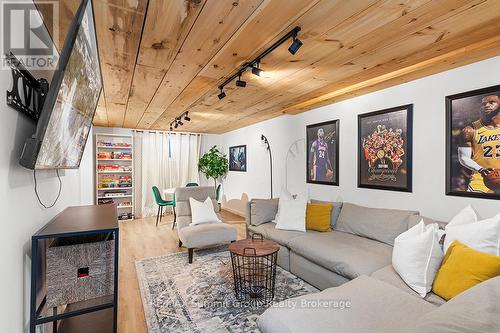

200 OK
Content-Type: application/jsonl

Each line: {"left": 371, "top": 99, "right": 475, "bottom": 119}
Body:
{"left": 39, "top": 0, "right": 500, "bottom": 134}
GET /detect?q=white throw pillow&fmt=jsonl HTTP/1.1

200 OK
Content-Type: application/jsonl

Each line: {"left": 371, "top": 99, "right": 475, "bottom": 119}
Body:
{"left": 274, "top": 191, "right": 307, "bottom": 232}
{"left": 273, "top": 188, "right": 293, "bottom": 223}
{"left": 447, "top": 205, "right": 479, "bottom": 227}
{"left": 444, "top": 213, "right": 500, "bottom": 255}
{"left": 392, "top": 221, "right": 443, "bottom": 297}
{"left": 189, "top": 197, "right": 221, "bottom": 226}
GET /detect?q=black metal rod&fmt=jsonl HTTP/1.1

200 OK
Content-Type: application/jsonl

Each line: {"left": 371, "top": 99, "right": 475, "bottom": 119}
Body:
{"left": 218, "top": 26, "right": 301, "bottom": 90}
{"left": 261, "top": 135, "right": 273, "bottom": 198}
{"left": 269, "top": 146, "right": 273, "bottom": 198}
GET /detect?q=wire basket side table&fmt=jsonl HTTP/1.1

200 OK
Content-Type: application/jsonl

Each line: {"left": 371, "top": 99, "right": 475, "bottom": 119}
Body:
{"left": 229, "top": 234, "right": 279, "bottom": 305}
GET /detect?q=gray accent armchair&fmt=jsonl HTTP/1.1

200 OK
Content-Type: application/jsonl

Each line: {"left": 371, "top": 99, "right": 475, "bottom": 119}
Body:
{"left": 175, "top": 186, "right": 237, "bottom": 263}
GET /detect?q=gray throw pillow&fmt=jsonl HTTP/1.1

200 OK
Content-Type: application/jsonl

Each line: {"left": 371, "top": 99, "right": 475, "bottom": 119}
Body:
{"left": 250, "top": 199, "right": 279, "bottom": 226}
{"left": 407, "top": 214, "right": 448, "bottom": 230}
{"left": 310, "top": 200, "right": 343, "bottom": 228}
{"left": 336, "top": 202, "right": 419, "bottom": 246}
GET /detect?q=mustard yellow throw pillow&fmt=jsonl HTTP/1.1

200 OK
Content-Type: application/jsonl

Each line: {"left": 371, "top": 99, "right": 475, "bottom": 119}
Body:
{"left": 432, "top": 240, "right": 500, "bottom": 300}
{"left": 306, "top": 203, "right": 332, "bottom": 232}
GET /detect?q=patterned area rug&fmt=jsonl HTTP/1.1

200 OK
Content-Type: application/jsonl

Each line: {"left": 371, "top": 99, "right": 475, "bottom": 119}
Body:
{"left": 136, "top": 246, "right": 317, "bottom": 332}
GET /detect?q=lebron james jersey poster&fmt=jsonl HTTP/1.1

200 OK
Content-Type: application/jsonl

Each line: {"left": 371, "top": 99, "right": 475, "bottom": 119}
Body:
{"left": 446, "top": 85, "right": 500, "bottom": 200}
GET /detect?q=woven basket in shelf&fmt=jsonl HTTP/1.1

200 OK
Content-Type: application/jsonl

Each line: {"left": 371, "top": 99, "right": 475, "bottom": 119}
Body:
{"left": 46, "top": 235, "right": 115, "bottom": 307}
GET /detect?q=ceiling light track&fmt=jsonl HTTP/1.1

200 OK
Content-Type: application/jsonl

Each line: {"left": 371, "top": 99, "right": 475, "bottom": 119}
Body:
{"left": 217, "top": 26, "right": 302, "bottom": 99}
{"left": 169, "top": 111, "right": 191, "bottom": 131}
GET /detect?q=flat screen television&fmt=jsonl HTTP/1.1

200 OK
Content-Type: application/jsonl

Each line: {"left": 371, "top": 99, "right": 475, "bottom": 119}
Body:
{"left": 20, "top": 0, "right": 102, "bottom": 169}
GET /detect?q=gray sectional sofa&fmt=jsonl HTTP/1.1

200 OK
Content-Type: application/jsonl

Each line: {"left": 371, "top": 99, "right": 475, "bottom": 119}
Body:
{"left": 246, "top": 199, "right": 500, "bottom": 332}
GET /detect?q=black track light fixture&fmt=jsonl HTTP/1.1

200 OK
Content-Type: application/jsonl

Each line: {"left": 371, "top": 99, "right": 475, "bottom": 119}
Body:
{"left": 251, "top": 63, "right": 264, "bottom": 77}
{"left": 215, "top": 26, "right": 301, "bottom": 99}
{"left": 288, "top": 35, "right": 303, "bottom": 55}
{"left": 218, "top": 88, "right": 226, "bottom": 100}
{"left": 236, "top": 75, "right": 246, "bottom": 87}
{"left": 169, "top": 111, "right": 191, "bottom": 131}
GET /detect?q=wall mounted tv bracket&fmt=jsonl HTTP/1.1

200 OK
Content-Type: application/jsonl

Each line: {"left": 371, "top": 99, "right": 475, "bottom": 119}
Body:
{"left": 5, "top": 52, "right": 49, "bottom": 122}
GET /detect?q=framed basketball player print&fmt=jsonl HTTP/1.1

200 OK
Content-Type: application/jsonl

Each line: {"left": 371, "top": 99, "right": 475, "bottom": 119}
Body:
{"left": 446, "top": 84, "right": 500, "bottom": 200}
{"left": 358, "top": 104, "right": 413, "bottom": 192}
{"left": 229, "top": 145, "right": 247, "bottom": 172}
{"left": 306, "top": 119, "right": 339, "bottom": 186}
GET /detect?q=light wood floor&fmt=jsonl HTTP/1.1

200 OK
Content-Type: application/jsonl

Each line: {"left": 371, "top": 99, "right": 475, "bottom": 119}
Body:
{"left": 117, "top": 210, "right": 246, "bottom": 333}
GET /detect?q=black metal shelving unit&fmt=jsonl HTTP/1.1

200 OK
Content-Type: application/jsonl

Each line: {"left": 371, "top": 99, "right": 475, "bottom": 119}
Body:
{"left": 30, "top": 204, "right": 119, "bottom": 333}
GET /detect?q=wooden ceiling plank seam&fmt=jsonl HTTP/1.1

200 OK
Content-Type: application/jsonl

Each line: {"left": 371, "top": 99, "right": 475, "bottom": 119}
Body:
{"left": 34, "top": 0, "right": 500, "bottom": 133}
{"left": 174, "top": 41, "right": 500, "bottom": 133}
{"left": 139, "top": 0, "right": 267, "bottom": 129}
{"left": 150, "top": 0, "right": 383, "bottom": 128}
{"left": 120, "top": 0, "right": 151, "bottom": 127}
{"left": 140, "top": 0, "right": 265, "bottom": 128}
{"left": 94, "top": 0, "right": 148, "bottom": 126}
{"left": 239, "top": 32, "right": 500, "bottom": 125}
{"left": 149, "top": 0, "right": 324, "bottom": 130}
{"left": 100, "top": 89, "right": 109, "bottom": 127}
{"left": 134, "top": 0, "right": 208, "bottom": 128}
{"left": 138, "top": 0, "right": 206, "bottom": 70}
{"left": 187, "top": 0, "right": 492, "bottom": 131}
{"left": 231, "top": 35, "right": 500, "bottom": 131}
{"left": 277, "top": 0, "right": 500, "bottom": 114}
{"left": 200, "top": 31, "right": 500, "bottom": 133}
{"left": 233, "top": 0, "right": 468, "bottom": 111}
{"left": 154, "top": 0, "right": 434, "bottom": 131}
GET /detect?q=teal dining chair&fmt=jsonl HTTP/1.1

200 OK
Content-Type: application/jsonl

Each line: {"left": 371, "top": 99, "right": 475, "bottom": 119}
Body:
{"left": 185, "top": 182, "right": 199, "bottom": 187}
{"left": 152, "top": 186, "right": 176, "bottom": 228}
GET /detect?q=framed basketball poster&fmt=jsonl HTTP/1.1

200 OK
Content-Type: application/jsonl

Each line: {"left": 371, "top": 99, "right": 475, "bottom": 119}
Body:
{"left": 229, "top": 145, "right": 247, "bottom": 172}
{"left": 358, "top": 104, "right": 412, "bottom": 192}
{"left": 306, "top": 119, "right": 339, "bottom": 186}
{"left": 446, "top": 85, "right": 500, "bottom": 200}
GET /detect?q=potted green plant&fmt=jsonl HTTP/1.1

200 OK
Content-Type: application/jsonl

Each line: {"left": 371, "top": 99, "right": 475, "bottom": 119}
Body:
{"left": 198, "top": 146, "right": 228, "bottom": 189}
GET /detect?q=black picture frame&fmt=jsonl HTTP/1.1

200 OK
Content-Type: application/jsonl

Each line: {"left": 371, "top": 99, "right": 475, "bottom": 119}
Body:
{"left": 306, "top": 119, "right": 340, "bottom": 186}
{"left": 229, "top": 145, "right": 247, "bottom": 172}
{"left": 358, "top": 104, "right": 413, "bottom": 192}
{"left": 445, "top": 84, "right": 500, "bottom": 200}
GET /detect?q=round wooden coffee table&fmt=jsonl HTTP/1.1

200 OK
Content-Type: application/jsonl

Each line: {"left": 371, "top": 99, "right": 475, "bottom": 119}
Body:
{"left": 228, "top": 234, "right": 280, "bottom": 304}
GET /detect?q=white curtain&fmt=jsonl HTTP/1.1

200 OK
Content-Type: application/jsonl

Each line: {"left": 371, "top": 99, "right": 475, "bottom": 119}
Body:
{"left": 133, "top": 131, "right": 201, "bottom": 218}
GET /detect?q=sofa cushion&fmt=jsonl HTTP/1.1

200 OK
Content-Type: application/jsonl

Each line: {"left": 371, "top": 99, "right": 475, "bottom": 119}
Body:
{"left": 403, "top": 277, "right": 500, "bottom": 333}
{"left": 408, "top": 214, "right": 447, "bottom": 230}
{"left": 336, "top": 202, "right": 419, "bottom": 246}
{"left": 249, "top": 199, "right": 279, "bottom": 226}
{"left": 310, "top": 200, "right": 343, "bottom": 228}
{"left": 288, "top": 231, "right": 392, "bottom": 279}
{"left": 178, "top": 223, "right": 237, "bottom": 248}
{"left": 258, "top": 275, "right": 435, "bottom": 333}
{"left": 248, "top": 222, "right": 313, "bottom": 246}
{"left": 371, "top": 265, "right": 445, "bottom": 306}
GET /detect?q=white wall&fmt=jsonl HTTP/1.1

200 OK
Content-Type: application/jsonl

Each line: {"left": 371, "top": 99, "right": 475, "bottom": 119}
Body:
{"left": 219, "top": 56, "right": 500, "bottom": 220}
{"left": 220, "top": 115, "right": 297, "bottom": 214}
{"left": 0, "top": 73, "right": 94, "bottom": 333}
{"left": 0, "top": 1, "right": 94, "bottom": 331}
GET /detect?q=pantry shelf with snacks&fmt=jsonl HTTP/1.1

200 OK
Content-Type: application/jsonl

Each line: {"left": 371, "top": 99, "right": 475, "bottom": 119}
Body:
{"left": 95, "top": 134, "right": 134, "bottom": 221}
